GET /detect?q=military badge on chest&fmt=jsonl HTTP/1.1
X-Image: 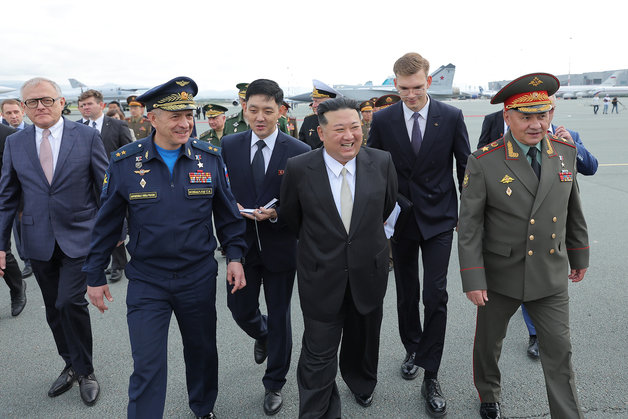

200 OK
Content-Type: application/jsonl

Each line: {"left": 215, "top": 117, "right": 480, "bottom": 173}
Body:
{"left": 189, "top": 171, "right": 212, "bottom": 184}
{"left": 558, "top": 156, "right": 572, "bottom": 182}
{"left": 133, "top": 156, "right": 151, "bottom": 188}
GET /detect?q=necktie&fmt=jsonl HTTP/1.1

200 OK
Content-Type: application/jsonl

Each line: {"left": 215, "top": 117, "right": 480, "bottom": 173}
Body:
{"left": 251, "top": 140, "right": 266, "bottom": 194}
{"left": 92, "top": 121, "right": 97, "bottom": 130}
{"left": 411, "top": 112, "right": 423, "bottom": 155}
{"left": 83, "top": 120, "right": 89, "bottom": 125}
{"left": 527, "top": 147, "right": 541, "bottom": 179}
{"left": 340, "top": 167, "right": 353, "bottom": 233}
{"left": 40, "top": 129, "right": 54, "bottom": 184}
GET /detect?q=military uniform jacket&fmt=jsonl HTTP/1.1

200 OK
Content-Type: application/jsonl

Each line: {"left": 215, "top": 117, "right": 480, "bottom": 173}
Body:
{"left": 125, "top": 116, "right": 152, "bottom": 140}
{"left": 83, "top": 135, "right": 246, "bottom": 287}
{"left": 223, "top": 110, "right": 248, "bottom": 135}
{"left": 457, "top": 132, "right": 589, "bottom": 301}
{"left": 199, "top": 129, "right": 222, "bottom": 147}
{"left": 298, "top": 113, "right": 322, "bottom": 149}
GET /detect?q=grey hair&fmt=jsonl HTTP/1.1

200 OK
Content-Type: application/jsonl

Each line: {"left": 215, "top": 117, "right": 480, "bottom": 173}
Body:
{"left": 20, "top": 77, "right": 63, "bottom": 99}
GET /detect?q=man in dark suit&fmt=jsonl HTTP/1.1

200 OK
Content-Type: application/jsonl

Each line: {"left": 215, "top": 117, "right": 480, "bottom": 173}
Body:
{"left": 78, "top": 89, "right": 133, "bottom": 283}
{"left": 0, "top": 123, "right": 27, "bottom": 317}
{"left": 0, "top": 77, "right": 108, "bottom": 405}
{"left": 281, "top": 97, "right": 397, "bottom": 418}
{"left": 458, "top": 73, "right": 588, "bottom": 419}
{"left": 221, "top": 79, "right": 310, "bottom": 416}
{"left": 368, "top": 52, "right": 470, "bottom": 417}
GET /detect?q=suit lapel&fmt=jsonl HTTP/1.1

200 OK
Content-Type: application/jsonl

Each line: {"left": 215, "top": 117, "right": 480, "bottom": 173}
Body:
{"left": 417, "top": 98, "right": 440, "bottom": 161}
{"left": 261, "top": 132, "right": 288, "bottom": 198}
{"left": 348, "top": 150, "right": 372, "bottom": 237}
{"left": 237, "top": 131, "right": 256, "bottom": 198}
{"left": 307, "top": 149, "right": 346, "bottom": 234}
{"left": 502, "top": 132, "right": 538, "bottom": 196}
{"left": 389, "top": 103, "right": 415, "bottom": 166}
{"left": 532, "top": 136, "right": 559, "bottom": 214}
{"left": 23, "top": 125, "right": 50, "bottom": 186}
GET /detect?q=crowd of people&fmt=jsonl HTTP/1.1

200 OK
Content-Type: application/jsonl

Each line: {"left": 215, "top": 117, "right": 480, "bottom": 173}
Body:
{"left": 0, "top": 51, "right": 596, "bottom": 419}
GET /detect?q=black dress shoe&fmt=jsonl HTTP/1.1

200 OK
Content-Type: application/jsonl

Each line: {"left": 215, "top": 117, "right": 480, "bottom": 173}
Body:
{"left": 254, "top": 338, "right": 268, "bottom": 364}
{"left": 198, "top": 412, "right": 216, "bottom": 419}
{"left": 11, "top": 280, "right": 27, "bottom": 316}
{"left": 353, "top": 392, "right": 373, "bottom": 407}
{"left": 109, "top": 269, "right": 123, "bottom": 283}
{"left": 527, "top": 335, "right": 539, "bottom": 359}
{"left": 401, "top": 352, "right": 420, "bottom": 380}
{"left": 48, "top": 365, "right": 76, "bottom": 397}
{"left": 421, "top": 378, "right": 447, "bottom": 417}
{"left": 21, "top": 264, "right": 33, "bottom": 278}
{"left": 263, "top": 390, "right": 283, "bottom": 415}
{"left": 78, "top": 373, "right": 100, "bottom": 406}
{"left": 480, "top": 402, "right": 501, "bottom": 419}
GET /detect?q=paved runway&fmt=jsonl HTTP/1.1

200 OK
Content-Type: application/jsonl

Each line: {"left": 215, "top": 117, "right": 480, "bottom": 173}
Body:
{"left": 0, "top": 99, "right": 626, "bottom": 418}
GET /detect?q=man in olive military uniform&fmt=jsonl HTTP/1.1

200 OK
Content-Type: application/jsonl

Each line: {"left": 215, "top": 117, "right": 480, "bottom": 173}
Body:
{"left": 223, "top": 83, "right": 249, "bottom": 135}
{"left": 199, "top": 104, "right": 228, "bottom": 147}
{"left": 277, "top": 101, "right": 297, "bottom": 137}
{"left": 360, "top": 100, "right": 374, "bottom": 145}
{"left": 457, "top": 73, "right": 589, "bottom": 419}
{"left": 125, "top": 95, "right": 152, "bottom": 139}
{"left": 84, "top": 77, "right": 247, "bottom": 419}
{"left": 298, "top": 79, "right": 341, "bottom": 149}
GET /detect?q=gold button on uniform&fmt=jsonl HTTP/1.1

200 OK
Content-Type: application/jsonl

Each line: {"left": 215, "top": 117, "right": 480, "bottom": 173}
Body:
{"left": 528, "top": 250, "right": 534, "bottom": 256}
{"left": 549, "top": 249, "right": 555, "bottom": 254}
{"left": 529, "top": 235, "right": 535, "bottom": 240}
{"left": 530, "top": 219, "right": 535, "bottom": 225}
{"left": 552, "top": 217, "right": 557, "bottom": 222}
{"left": 551, "top": 233, "right": 556, "bottom": 239}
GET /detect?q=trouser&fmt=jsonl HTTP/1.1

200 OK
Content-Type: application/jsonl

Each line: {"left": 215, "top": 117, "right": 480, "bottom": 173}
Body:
{"left": 473, "top": 289, "right": 583, "bottom": 418}
{"left": 2, "top": 250, "right": 24, "bottom": 299}
{"left": 125, "top": 263, "right": 218, "bottom": 419}
{"left": 30, "top": 243, "right": 93, "bottom": 376}
{"left": 392, "top": 228, "right": 452, "bottom": 372}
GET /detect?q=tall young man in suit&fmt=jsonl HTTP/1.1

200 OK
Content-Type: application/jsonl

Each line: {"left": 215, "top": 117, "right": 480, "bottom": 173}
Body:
{"left": 78, "top": 89, "right": 133, "bottom": 283}
{"left": 368, "top": 52, "right": 470, "bottom": 417}
{"left": 0, "top": 77, "right": 108, "bottom": 406}
{"left": 458, "top": 73, "right": 589, "bottom": 419}
{"left": 282, "top": 97, "right": 397, "bottom": 418}
{"left": 221, "top": 79, "right": 310, "bottom": 415}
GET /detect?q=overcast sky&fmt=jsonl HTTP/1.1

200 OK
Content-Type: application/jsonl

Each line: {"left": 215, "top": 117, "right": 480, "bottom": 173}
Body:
{"left": 2, "top": 0, "right": 627, "bottom": 95}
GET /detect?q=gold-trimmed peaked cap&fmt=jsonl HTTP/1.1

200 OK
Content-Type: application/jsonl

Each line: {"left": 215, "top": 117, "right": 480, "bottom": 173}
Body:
{"left": 491, "top": 73, "right": 559, "bottom": 114}
{"left": 312, "top": 79, "right": 340, "bottom": 99}
{"left": 360, "top": 100, "right": 374, "bottom": 112}
{"left": 375, "top": 94, "right": 401, "bottom": 109}
{"left": 137, "top": 76, "right": 198, "bottom": 112}
{"left": 236, "top": 83, "right": 249, "bottom": 99}
{"left": 203, "top": 103, "right": 228, "bottom": 117}
{"left": 126, "top": 95, "right": 143, "bottom": 107}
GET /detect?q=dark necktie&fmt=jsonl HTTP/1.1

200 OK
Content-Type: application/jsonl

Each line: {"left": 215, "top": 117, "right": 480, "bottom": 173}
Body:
{"left": 527, "top": 147, "right": 541, "bottom": 179}
{"left": 252, "top": 140, "right": 267, "bottom": 194}
{"left": 83, "top": 120, "right": 89, "bottom": 125}
{"left": 411, "top": 112, "right": 423, "bottom": 155}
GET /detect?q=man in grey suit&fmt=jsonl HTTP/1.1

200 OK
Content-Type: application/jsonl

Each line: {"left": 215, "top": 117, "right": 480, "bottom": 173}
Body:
{"left": 458, "top": 73, "right": 589, "bottom": 419}
{"left": 78, "top": 89, "right": 133, "bottom": 283}
{"left": 0, "top": 77, "right": 108, "bottom": 406}
{"left": 281, "top": 97, "right": 397, "bottom": 418}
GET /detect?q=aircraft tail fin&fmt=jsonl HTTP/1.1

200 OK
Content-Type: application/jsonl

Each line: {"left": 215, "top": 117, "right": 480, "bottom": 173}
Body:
{"left": 602, "top": 71, "right": 622, "bottom": 86}
{"left": 68, "top": 78, "right": 87, "bottom": 89}
{"left": 428, "top": 64, "right": 455, "bottom": 95}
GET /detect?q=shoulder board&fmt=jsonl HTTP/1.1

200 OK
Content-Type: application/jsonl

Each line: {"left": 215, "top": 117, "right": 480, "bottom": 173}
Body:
{"left": 472, "top": 139, "right": 504, "bottom": 159}
{"left": 198, "top": 130, "right": 211, "bottom": 141}
{"left": 549, "top": 134, "right": 576, "bottom": 148}
{"left": 112, "top": 141, "right": 144, "bottom": 161}
{"left": 191, "top": 139, "right": 221, "bottom": 156}
{"left": 279, "top": 115, "right": 287, "bottom": 121}
{"left": 225, "top": 113, "right": 239, "bottom": 120}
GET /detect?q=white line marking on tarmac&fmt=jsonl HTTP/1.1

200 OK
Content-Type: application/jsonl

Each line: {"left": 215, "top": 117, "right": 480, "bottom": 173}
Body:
{"left": 599, "top": 163, "right": 628, "bottom": 166}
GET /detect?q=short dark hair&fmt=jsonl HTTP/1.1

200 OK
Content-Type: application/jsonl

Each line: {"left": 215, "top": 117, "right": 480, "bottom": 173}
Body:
{"left": 78, "top": 89, "right": 104, "bottom": 103}
{"left": 245, "top": 79, "right": 283, "bottom": 105}
{"left": 317, "top": 97, "right": 359, "bottom": 126}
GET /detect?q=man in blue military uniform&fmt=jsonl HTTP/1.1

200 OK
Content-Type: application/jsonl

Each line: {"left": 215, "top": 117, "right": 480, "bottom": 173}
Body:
{"left": 83, "top": 77, "right": 247, "bottom": 419}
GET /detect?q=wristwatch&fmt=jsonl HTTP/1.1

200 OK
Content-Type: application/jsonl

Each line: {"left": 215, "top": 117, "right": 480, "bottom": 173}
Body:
{"left": 227, "top": 257, "right": 245, "bottom": 264}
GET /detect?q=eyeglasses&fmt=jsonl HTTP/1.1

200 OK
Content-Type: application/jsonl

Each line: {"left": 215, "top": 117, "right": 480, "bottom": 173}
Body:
{"left": 23, "top": 97, "right": 61, "bottom": 109}
{"left": 397, "top": 87, "right": 427, "bottom": 96}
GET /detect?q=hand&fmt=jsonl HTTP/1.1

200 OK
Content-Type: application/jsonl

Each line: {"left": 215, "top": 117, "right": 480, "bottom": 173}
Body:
{"left": 0, "top": 250, "right": 5, "bottom": 277}
{"left": 226, "top": 261, "right": 246, "bottom": 294}
{"left": 87, "top": 285, "right": 114, "bottom": 313}
{"left": 254, "top": 207, "right": 277, "bottom": 221}
{"left": 569, "top": 268, "right": 587, "bottom": 282}
{"left": 466, "top": 290, "right": 489, "bottom": 306}
{"left": 238, "top": 203, "right": 257, "bottom": 221}
{"left": 554, "top": 126, "right": 573, "bottom": 143}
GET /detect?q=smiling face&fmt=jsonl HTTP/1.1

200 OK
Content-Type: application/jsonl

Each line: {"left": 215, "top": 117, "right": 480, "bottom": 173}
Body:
{"left": 318, "top": 108, "right": 362, "bottom": 165}
{"left": 148, "top": 108, "right": 194, "bottom": 150}
{"left": 21, "top": 81, "right": 65, "bottom": 129}
{"left": 243, "top": 94, "right": 280, "bottom": 139}
{"left": 504, "top": 109, "right": 549, "bottom": 146}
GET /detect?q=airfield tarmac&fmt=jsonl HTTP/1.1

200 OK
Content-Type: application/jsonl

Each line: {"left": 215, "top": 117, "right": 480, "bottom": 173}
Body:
{"left": 0, "top": 98, "right": 626, "bottom": 418}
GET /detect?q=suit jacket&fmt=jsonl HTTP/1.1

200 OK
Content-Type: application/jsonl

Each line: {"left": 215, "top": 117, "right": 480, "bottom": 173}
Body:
{"left": 0, "top": 117, "right": 108, "bottom": 260}
{"left": 457, "top": 131, "right": 589, "bottom": 301}
{"left": 477, "top": 110, "right": 505, "bottom": 149}
{"left": 280, "top": 147, "right": 397, "bottom": 321}
{"left": 478, "top": 112, "right": 599, "bottom": 175}
{"left": 367, "top": 99, "right": 470, "bottom": 240}
{"left": 0, "top": 124, "right": 17, "bottom": 168}
{"left": 221, "top": 130, "right": 310, "bottom": 272}
{"left": 100, "top": 115, "right": 133, "bottom": 156}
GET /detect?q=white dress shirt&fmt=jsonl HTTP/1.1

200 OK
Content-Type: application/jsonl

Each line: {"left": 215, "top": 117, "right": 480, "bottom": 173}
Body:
{"left": 323, "top": 150, "right": 356, "bottom": 217}
{"left": 249, "top": 128, "right": 278, "bottom": 173}
{"left": 89, "top": 113, "right": 105, "bottom": 133}
{"left": 402, "top": 96, "right": 430, "bottom": 142}
{"left": 35, "top": 117, "right": 64, "bottom": 171}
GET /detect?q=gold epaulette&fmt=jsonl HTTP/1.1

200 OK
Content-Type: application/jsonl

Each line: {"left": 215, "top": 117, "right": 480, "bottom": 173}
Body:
{"left": 549, "top": 133, "right": 576, "bottom": 148}
{"left": 473, "top": 139, "right": 505, "bottom": 158}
